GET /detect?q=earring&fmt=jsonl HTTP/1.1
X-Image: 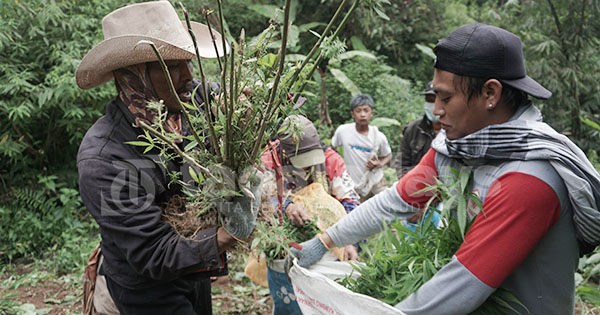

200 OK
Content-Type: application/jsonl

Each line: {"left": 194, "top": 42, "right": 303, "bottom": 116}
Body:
{"left": 488, "top": 103, "right": 493, "bottom": 109}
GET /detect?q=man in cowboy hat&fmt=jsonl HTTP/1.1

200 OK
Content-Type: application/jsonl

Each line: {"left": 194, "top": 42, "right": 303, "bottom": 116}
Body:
{"left": 290, "top": 23, "right": 600, "bottom": 314}
{"left": 76, "top": 2, "right": 256, "bottom": 314}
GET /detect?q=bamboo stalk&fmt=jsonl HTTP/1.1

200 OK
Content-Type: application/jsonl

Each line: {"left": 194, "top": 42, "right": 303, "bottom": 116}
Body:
{"left": 179, "top": 3, "right": 221, "bottom": 161}
{"left": 249, "top": 0, "right": 292, "bottom": 162}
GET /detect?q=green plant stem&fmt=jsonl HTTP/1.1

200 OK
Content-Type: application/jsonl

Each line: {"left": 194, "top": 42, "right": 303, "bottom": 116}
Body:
{"left": 217, "top": 0, "right": 229, "bottom": 72}
{"left": 142, "top": 41, "right": 205, "bottom": 154}
{"left": 236, "top": 29, "right": 244, "bottom": 109}
{"left": 204, "top": 6, "right": 231, "bottom": 167}
{"left": 211, "top": 2, "right": 230, "bottom": 119}
{"left": 203, "top": 9, "right": 224, "bottom": 72}
{"left": 288, "top": 0, "right": 349, "bottom": 87}
{"left": 226, "top": 42, "right": 236, "bottom": 169}
{"left": 249, "top": 0, "right": 292, "bottom": 162}
{"left": 293, "top": 51, "right": 324, "bottom": 103}
{"left": 136, "top": 119, "right": 219, "bottom": 183}
{"left": 180, "top": 3, "right": 221, "bottom": 161}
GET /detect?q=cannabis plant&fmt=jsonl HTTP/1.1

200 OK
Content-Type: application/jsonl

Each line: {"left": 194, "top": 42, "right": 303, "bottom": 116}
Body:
{"left": 127, "top": 0, "right": 366, "bottom": 237}
{"left": 340, "top": 167, "right": 525, "bottom": 314}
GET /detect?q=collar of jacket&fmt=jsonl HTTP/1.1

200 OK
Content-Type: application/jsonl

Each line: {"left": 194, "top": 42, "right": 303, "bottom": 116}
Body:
{"left": 417, "top": 115, "right": 435, "bottom": 137}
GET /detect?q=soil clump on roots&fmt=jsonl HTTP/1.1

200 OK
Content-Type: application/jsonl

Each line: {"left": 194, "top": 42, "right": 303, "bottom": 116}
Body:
{"left": 161, "top": 170, "right": 279, "bottom": 242}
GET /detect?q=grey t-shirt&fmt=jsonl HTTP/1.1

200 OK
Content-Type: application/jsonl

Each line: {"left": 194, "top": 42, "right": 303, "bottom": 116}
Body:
{"left": 331, "top": 123, "right": 392, "bottom": 185}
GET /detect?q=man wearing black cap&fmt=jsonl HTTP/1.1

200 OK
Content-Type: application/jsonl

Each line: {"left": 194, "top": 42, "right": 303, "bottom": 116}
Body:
{"left": 290, "top": 23, "right": 600, "bottom": 314}
{"left": 394, "top": 81, "right": 442, "bottom": 179}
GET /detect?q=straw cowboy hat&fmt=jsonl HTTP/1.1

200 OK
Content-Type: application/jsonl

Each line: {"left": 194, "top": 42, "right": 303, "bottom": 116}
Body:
{"left": 76, "top": 1, "right": 228, "bottom": 90}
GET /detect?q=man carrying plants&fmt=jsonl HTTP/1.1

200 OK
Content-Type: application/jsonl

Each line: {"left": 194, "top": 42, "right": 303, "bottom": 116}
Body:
{"left": 76, "top": 2, "right": 260, "bottom": 313}
{"left": 291, "top": 23, "right": 600, "bottom": 314}
{"left": 260, "top": 114, "right": 361, "bottom": 314}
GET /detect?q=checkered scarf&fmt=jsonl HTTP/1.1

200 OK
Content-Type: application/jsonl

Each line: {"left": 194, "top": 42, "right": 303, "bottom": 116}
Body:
{"left": 432, "top": 104, "right": 600, "bottom": 254}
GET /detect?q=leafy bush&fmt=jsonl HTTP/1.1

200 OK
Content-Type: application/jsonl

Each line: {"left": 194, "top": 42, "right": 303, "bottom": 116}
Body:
{"left": 576, "top": 246, "right": 600, "bottom": 308}
{"left": 303, "top": 55, "right": 423, "bottom": 151}
{"left": 0, "top": 175, "right": 98, "bottom": 273}
{"left": 0, "top": 0, "right": 122, "bottom": 188}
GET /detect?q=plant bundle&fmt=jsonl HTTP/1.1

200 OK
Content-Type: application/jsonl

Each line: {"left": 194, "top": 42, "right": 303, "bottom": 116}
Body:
{"left": 127, "top": 1, "right": 365, "bottom": 239}
{"left": 251, "top": 215, "right": 320, "bottom": 265}
{"left": 339, "top": 167, "right": 526, "bottom": 314}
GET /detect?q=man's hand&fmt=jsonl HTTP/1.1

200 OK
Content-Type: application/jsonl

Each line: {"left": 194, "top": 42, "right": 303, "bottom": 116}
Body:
{"left": 216, "top": 227, "right": 237, "bottom": 253}
{"left": 365, "top": 156, "right": 381, "bottom": 171}
{"left": 286, "top": 203, "right": 310, "bottom": 227}
{"left": 217, "top": 168, "right": 263, "bottom": 240}
{"left": 289, "top": 236, "right": 328, "bottom": 268}
{"left": 407, "top": 209, "right": 425, "bottom": 223}
{"left": 344, "top": 245, "right": 360, "bottom": 261}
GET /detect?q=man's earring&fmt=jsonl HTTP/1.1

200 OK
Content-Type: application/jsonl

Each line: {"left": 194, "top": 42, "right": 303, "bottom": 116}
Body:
{"left": 488, "top": 104, "right": 493, "bottom": 109}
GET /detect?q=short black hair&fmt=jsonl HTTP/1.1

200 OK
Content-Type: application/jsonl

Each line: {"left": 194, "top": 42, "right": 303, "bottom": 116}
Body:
{"left": 454, "top": 75, "right": 528, "bottom": 108}
{"left": 350, "top": 94, "right": 374, "bottom": 110}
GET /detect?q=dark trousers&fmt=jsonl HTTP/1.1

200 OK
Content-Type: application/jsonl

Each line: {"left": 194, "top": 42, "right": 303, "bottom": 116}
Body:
{"left": 105, "top": 275, "right": 212, "bottom": 315}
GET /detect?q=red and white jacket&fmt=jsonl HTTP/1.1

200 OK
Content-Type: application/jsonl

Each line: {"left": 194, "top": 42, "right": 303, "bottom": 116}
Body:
{"left": 327, "top": 148, "right": 579, "bottom": 314}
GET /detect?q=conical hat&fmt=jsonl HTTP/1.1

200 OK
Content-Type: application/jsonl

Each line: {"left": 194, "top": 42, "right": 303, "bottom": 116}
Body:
{"left": 76, "top": 1, "right": 228, "bottom": 89}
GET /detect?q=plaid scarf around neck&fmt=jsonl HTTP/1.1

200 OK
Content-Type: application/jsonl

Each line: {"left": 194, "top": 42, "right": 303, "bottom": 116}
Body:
{"left": 431, "top": 104, "right": 600, "bottom": 254}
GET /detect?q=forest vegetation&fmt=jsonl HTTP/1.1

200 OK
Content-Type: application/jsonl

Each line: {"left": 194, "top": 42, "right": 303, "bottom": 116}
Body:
{"left": 0, "top": 0, "right": 599, "bottom": 313}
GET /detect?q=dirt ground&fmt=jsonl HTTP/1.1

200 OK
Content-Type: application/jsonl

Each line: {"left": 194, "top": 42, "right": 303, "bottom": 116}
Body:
{"left": 1, "top": 266, "right": 596, "bottom": 314}
{"left": 0, "top": 268, "right": 272, "bottom": 314}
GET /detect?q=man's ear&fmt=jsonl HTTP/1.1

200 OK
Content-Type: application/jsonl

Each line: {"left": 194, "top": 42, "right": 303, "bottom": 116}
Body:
{"left": 483, "top": 79, "right": 502, "bottom": 108}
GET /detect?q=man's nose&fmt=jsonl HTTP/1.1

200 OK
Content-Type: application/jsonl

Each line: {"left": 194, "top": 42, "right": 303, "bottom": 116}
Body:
{"left": 433, "top": 102, "right": 444, "bottom": 116}
{"left": 181, "top": 61, "right": 194, "bottom": 81}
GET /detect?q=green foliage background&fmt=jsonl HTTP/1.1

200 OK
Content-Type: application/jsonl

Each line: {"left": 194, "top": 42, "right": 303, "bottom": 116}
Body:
{"left": 0, "top": 0, "right": 598, "bottom": 287}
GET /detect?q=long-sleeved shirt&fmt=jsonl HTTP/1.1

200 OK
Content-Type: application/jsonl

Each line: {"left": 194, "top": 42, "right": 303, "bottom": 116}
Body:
{"left": 78, "top": 97, "right": 227, "bottom": 289}
{"left": 327, "top": 148, "right": 578, "bottom": 314}
{"left": 261, "top": 140, "right": 360, "bottom": 214}
{"left": 394, "top": 116, "right": 435, "bottom": 178}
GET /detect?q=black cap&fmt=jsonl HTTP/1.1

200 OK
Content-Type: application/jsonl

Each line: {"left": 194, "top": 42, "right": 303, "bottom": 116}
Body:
{"left": 434, "top": 23, "right": 551, "bottom": 100}
{"left": 423, "top": 81, "right": 435, "bottom": 96}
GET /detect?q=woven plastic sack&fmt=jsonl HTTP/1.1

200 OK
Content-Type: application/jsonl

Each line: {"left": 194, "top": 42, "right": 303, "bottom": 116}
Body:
{"left": 288, "top": 259, "right": 405, "bottom": 315}
{"left": 244, "top": 253, "right": 269, "bottom": 288}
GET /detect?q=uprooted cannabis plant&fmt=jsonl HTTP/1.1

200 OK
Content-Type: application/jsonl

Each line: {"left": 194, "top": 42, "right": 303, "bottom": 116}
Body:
{"left": 339, "top": 167, "right": 527, "bottom": 314}
{"left": 126, "top": 0, "right": 367, "bottom": 238}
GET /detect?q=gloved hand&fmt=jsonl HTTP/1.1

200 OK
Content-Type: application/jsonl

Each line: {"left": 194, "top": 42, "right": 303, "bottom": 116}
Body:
{"left": 216, "top": 167, "right": 263, "bottom": 240}
{"left": 289, "top": 236, "right": 328, "bottom": 268}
